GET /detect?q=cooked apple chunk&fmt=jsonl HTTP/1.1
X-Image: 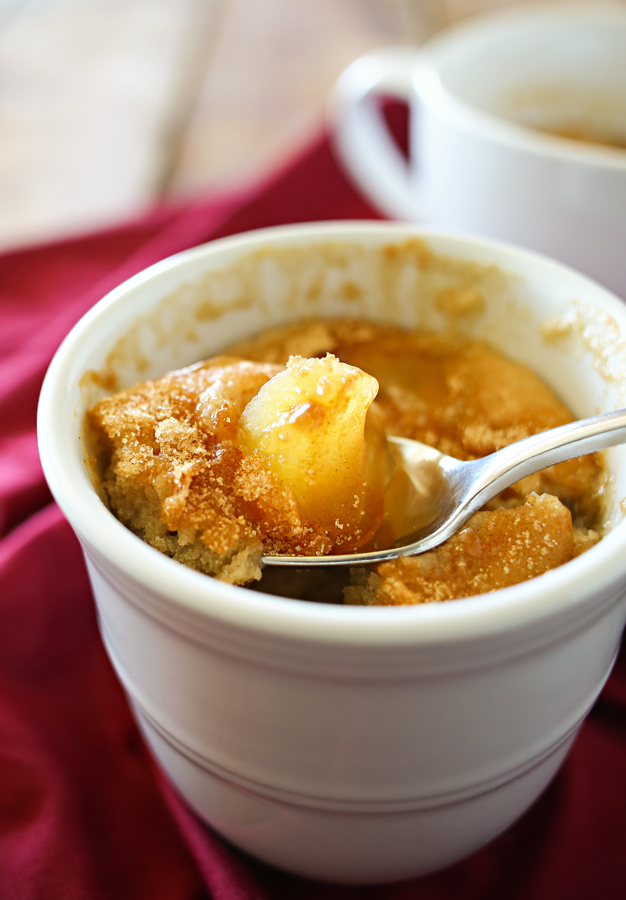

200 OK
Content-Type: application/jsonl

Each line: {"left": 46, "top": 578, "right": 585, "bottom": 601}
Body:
{"left": 239, "top": 354, "right": 385, "bottom": 550}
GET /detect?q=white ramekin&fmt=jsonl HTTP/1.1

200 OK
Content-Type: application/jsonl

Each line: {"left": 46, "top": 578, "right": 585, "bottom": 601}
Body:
{"left": 38, "top": 222, "right": 626, "bottom": 883}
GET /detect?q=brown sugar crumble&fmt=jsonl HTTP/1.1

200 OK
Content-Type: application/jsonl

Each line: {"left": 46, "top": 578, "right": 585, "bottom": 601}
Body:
{"left": 88, "top": 318, "right": 604, "bottom": 602}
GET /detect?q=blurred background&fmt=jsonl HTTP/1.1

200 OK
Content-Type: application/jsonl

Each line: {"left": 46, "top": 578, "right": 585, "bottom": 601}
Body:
{"left": 0, "top": 0, "right": 579, "bottom": 251}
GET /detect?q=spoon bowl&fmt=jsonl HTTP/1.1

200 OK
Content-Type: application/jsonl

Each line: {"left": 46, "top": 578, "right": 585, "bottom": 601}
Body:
{"left": 262, "top": 407, "right": 626, "bottom": 567}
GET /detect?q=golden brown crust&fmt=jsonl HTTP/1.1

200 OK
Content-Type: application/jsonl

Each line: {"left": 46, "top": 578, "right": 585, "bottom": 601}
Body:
{"left": 346, "top": 493, "right": 577, "bottom": 606}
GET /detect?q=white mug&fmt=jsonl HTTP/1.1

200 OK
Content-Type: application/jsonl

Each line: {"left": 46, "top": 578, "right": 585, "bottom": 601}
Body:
{"left": 330, "top": 3, "right": 626, "bottom": 299}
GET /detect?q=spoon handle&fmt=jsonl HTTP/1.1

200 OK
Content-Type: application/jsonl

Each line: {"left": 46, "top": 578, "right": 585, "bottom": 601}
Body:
{"left": 469, "top": 407, "right": 626, "bottom": 505}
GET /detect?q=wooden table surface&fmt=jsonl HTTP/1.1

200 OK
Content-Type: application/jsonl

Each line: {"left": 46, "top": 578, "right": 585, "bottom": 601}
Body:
{"left": 0, "top": 0, "right": 599, "bottom": 251}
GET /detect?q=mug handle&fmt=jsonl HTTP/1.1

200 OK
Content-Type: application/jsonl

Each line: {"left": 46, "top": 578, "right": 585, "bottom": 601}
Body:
{"left": 328, "top": 48, "right": 420, "bottom": 221}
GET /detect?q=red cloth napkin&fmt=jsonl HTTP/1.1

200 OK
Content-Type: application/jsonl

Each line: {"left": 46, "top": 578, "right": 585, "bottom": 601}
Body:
{"left": 1, "top": 122, "right": 625, "bottom": 900}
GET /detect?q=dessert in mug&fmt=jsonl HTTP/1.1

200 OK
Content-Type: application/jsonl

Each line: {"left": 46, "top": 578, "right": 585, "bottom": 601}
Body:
{"left": 88, "top": 319, "right": 604, "bottom": 605}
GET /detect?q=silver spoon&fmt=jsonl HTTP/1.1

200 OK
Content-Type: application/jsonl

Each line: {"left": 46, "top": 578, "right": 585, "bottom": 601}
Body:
{"left": 262, "top": 407, "right": 626, "bottom": 568}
